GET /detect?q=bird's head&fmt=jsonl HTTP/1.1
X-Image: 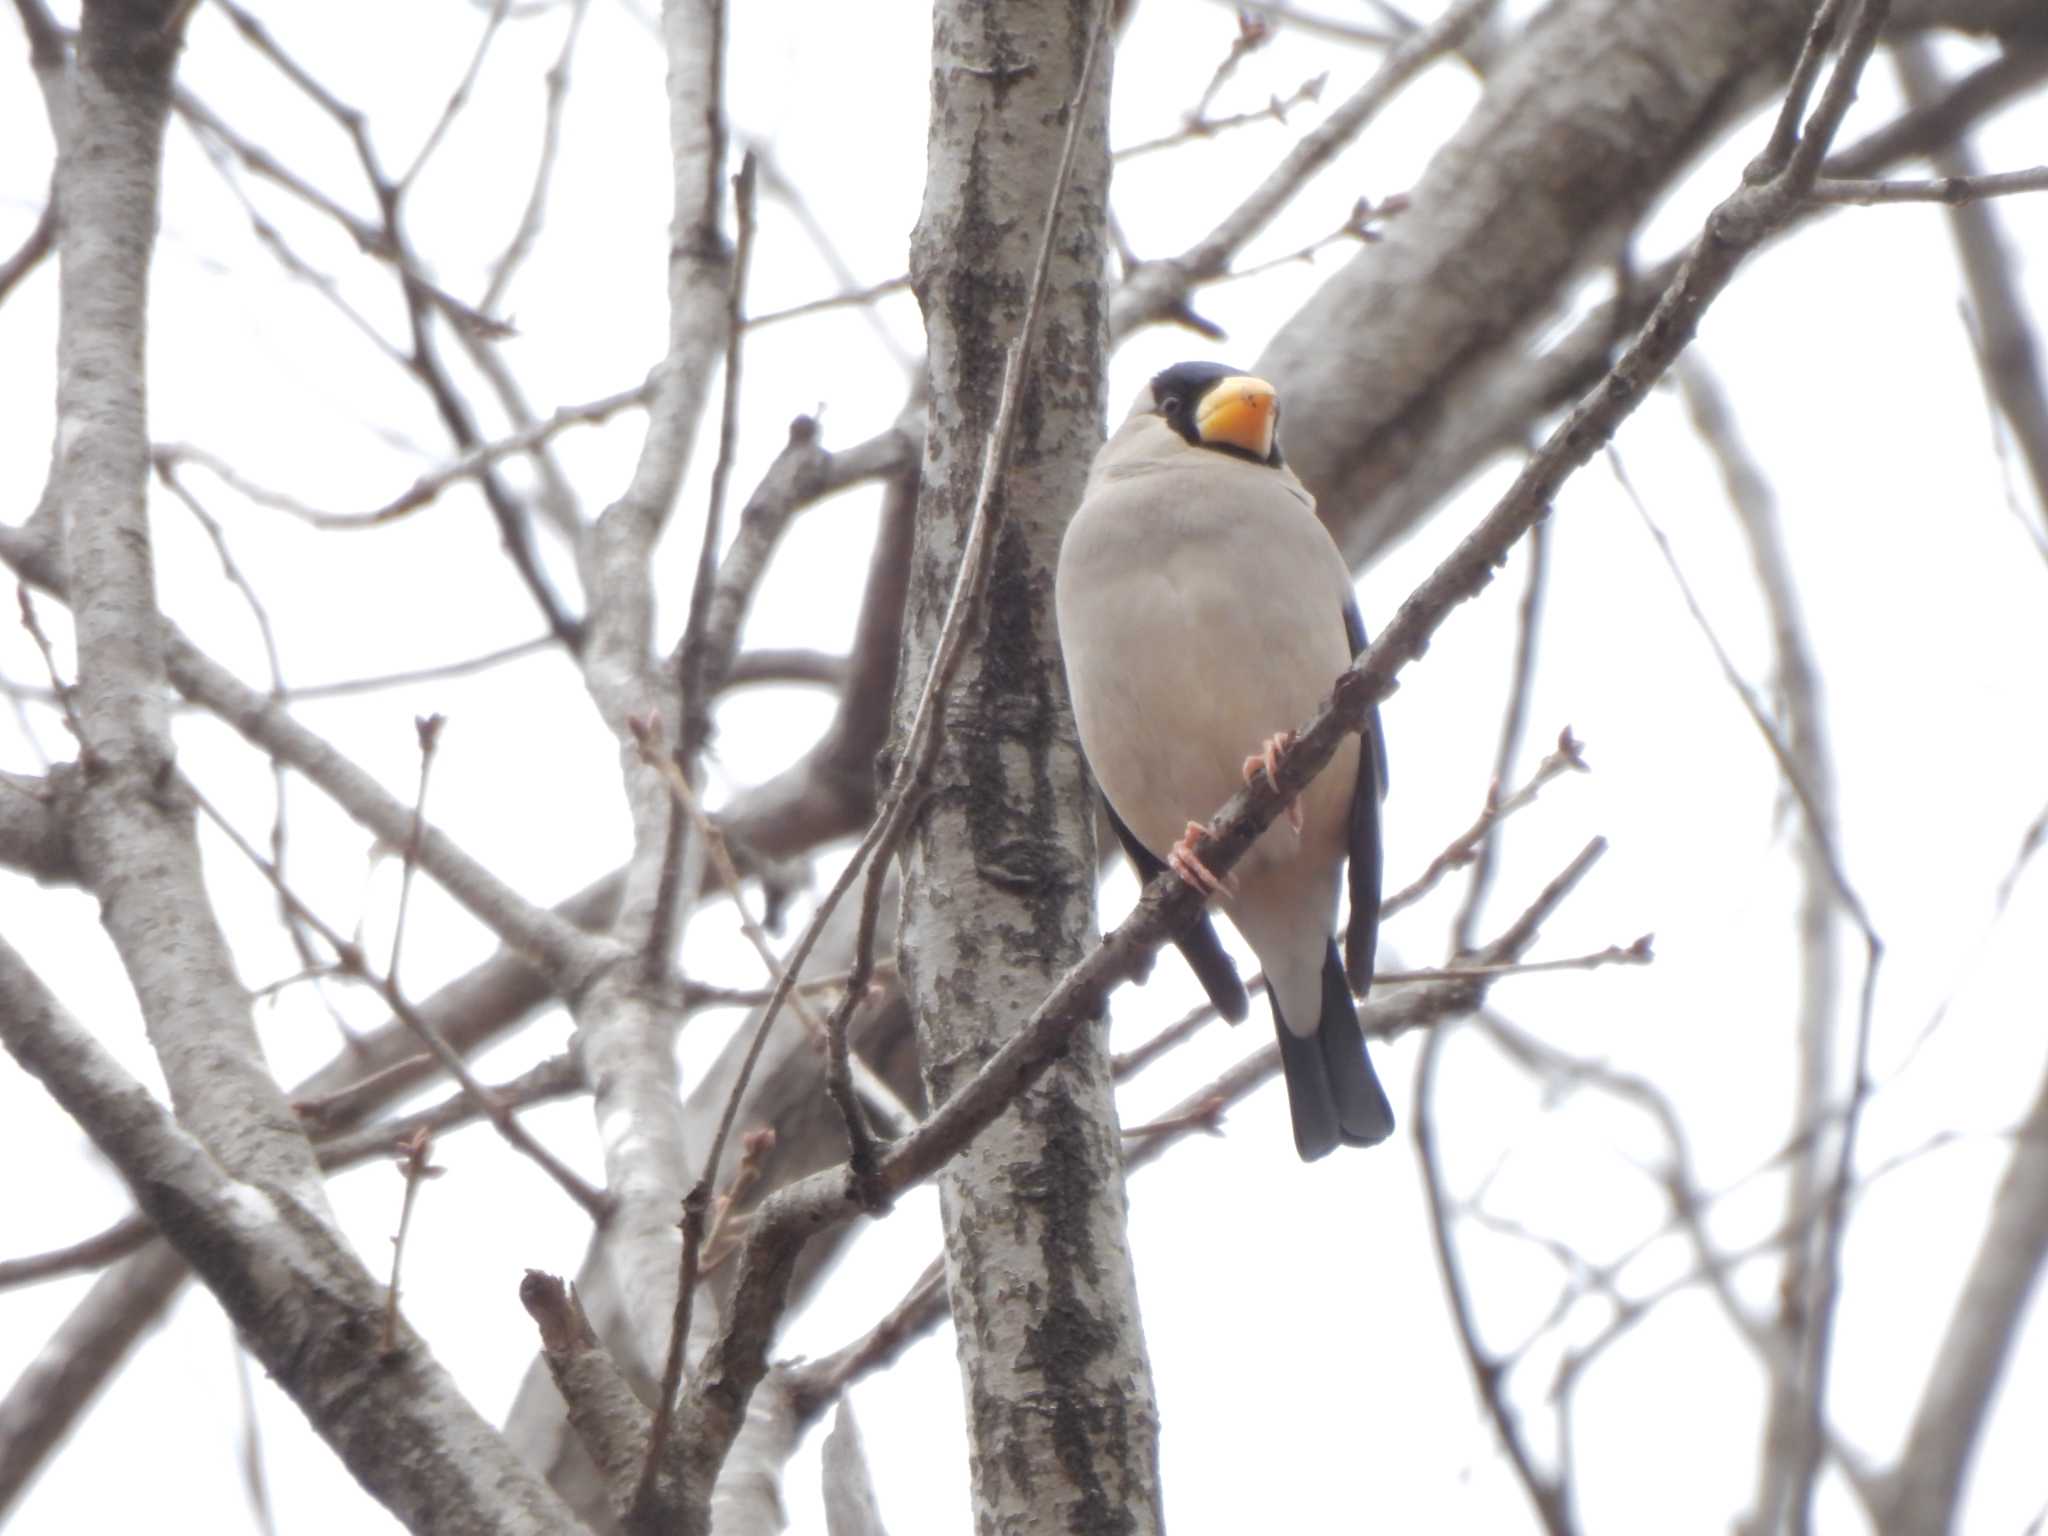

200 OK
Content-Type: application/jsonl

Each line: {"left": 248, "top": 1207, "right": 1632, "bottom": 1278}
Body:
{"left": 1135, "top": 361, "right": 1284, "bottom": 468}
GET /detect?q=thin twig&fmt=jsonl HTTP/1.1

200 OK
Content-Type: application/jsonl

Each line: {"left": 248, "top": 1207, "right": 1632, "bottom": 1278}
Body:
{"left": 1112, "top": 0, "right": 1494, "bottom": 337}
{"left": 1117, "top": 75, "right": 1325, "bottom": 160}
{"left": 14, "top": 586, "right": 84, "bottom": 751}
{"left": 631, "top": 716, "right": 917, "bottom": 1138}
{"left": 676, "top": 150, "right": 759, "bottom": 759}
{"left": 1220, "top": 0, "right": 1399, "bottom": 48}
{"left": 342, "top": 382, "right": 653, "bottom": 525}
{"left": 155, "top": 456, "right": 355, "bottom": 1037}
{"left": 3, "top": 1051, "right": 588, "bottom": 1293}
{"left": 1677, "top": 350, "right": 1846, "bottom": 1536}
{"left": 379, "top": 1129, "right": 443, "bottom": 1353}
{"left": 396, "top": 0, "right": 511, "bottom": 191}
{"left": 747, "top": 142, "right": 913, "bottom": 370}
{"left": 745, "top": 275, "right": 911, "bottom": 331}
{"left": 1607, "top": 421, "right": 1886, "bottom": 1536}
{"left": 1749, "top": 0, "right": 1846, "bottom": 181}
{"left": 698, "top": 1126, "right": 776, "bottom": 1272}
{"left": 1452, "top": 518, "right": 1552, "bottom": 953}
{"left": 782, "top": 1260, "right": 948, "bottom": 1425}
{"left": 1894, "top": 37, "right": 2048, "bottom": 556}
{"left": 636, "top": 1182, "right": 709, "bottom": 1518}
{"left": 1383, "top": 727, "right": 1588, "bottom": 919}
{"left": 1372, "top": 939, "right": 1651, "bottom": 984}
{"left": 480, "top": 0, "right": 591, "bottom": 313}
{"left": 388, "top": 714, "right": 445, "bottom": 990}
{"left": 190, "top": 786, "right": 608, "bottom": 1218}
{"left": 1119, "top": 837, "right": 1610, "bottom": 1175}
{"left": 1417, "top": 1018, "right": 1577, "bottom": 1535}
{"left": 1809, "top": 165, "right": 2048, "bottom": 204}
{"left": 1207, "top": 193, "right": 1406, "bottom": 286}
{"left": 262, "top": 636, "right": 557, "bottom": 703}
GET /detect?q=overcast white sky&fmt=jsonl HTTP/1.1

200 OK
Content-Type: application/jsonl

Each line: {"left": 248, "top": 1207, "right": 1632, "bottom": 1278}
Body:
{"left": 3, "top": 1, "right": 2046, "bottom": 1532}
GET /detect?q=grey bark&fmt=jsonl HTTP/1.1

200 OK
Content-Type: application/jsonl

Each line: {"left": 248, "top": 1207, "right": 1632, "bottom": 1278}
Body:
{"left": 898, "top": 4, "right": 1163, "bottom": 1534}
{"left": 56, "top": 0, "right": 328, "bottom": 1212}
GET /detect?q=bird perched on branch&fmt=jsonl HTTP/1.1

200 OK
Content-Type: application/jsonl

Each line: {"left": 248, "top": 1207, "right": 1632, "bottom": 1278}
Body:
{"left": 1056, "top": 361, "right": 1394, "bottom": 1161}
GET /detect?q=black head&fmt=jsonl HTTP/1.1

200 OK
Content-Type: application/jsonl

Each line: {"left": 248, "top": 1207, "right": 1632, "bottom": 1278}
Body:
{"left": 1145, "top": 361, "right": 1285, "bottom": 467}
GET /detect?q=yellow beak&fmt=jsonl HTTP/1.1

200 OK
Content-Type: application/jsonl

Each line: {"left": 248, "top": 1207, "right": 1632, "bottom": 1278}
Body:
{"left": 1194, "top": 374, "right": 1278, "bottom": 460}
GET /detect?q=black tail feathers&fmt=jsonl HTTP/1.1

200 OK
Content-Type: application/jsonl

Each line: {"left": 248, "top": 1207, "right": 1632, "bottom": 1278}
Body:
{"left": 1273, "top": 942, "right": 1395, "bottom": 1161}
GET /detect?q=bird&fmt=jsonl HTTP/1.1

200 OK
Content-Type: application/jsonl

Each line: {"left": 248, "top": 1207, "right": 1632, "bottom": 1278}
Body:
{"left": 1055, "top": 360, "right": 1394, "bottom": 1161}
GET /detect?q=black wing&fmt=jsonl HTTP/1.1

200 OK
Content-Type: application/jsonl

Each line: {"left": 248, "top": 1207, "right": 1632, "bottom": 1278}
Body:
{"left": 1101, "top": 798, "right": 1251, "bottom": 1024}
{"left": 1342, "top": 598, "right": 1386, "bottom": 997}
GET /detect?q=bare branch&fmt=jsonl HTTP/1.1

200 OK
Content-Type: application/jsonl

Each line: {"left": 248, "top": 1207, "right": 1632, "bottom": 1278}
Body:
{"left": 0, "top": 1246, "right": 188, "bottom": 1521}
{"left": 1811, "top": 163, "right": 2048, "bottom": 202}
{"left": 1676, "top": 352, "right": 1849, "bottom": 1536}
{"left": 1383, "top": 726, "right": 1588, "bottom": 920}
{"left": 1417, "top": 1019, "right": 1577, "bottom": 1536}
{"left": 395, "top": 0, "right": 512, "bottom": 193}
{"left": 191, "top": 783, "right": 609, "bottom": 1217}
{"left": 480, "top": 0, "right": 592, "bottom": 313}
{"left": 1894, "top": 38, "right": 2048, "bottom": 547}
{"left": 1112, "top": 0, "right": 1495, "bottom": 337}
{"left": 519, "top": 1271, "right": 658, "bottom": 1523}
{"left": 0, "top": 934, "right": 585, "bottom": 1534}
{"left": 332, "top": 381, "right": 653, "bottom": 525}
{"left": 1218, "top": 0, "right": 1401, "bottom": 49}
{"left": 263, "top": 635, "right": 558, "bottom": 703}
{"left": 1116, "top": 73, "right": 1326, "bottom": 160}
{"left": 1451, "top": 519, "right": 1552, "bottom": 952}
{"left": 54, "top": 0, "right": 330, "bottom": 1209}
{"left": 1876, "top": 1059, "right": 2048, "bottom": 1528}
{"left": 2, "top": 1051, "right": 588, "bottom": 1296}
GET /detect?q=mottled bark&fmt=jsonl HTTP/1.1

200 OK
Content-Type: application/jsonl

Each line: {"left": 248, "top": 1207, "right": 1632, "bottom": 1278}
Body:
{"left": 897, "top": 3, "right": 1163, "bottom": 1533}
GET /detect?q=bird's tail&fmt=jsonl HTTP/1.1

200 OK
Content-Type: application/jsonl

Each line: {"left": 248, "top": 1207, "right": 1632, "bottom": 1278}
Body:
{"left": 1274, "top": 942, "right": 1396, "bottom": 1161}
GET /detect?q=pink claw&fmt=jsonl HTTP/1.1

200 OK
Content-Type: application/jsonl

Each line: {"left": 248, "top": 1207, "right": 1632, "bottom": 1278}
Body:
{"left": 1242, "top": 731, "right": 1303, "bottom": 836}
{"left": 1168, "top": 820, "right": 1235, "bottom": 897}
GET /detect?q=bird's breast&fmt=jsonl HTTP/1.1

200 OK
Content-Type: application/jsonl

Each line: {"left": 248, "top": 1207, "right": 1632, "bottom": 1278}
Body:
{"left": 1057, "top": 490, "right": 1357, "bottom": 878}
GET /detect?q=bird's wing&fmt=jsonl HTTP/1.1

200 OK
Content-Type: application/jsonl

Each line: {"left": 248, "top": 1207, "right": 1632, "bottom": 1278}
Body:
{"left": 1101, "top": 796, "right": 1251, "bottom": 1024}
{"left": 1342, "top": 597, "right": 1385, "bottom": 996}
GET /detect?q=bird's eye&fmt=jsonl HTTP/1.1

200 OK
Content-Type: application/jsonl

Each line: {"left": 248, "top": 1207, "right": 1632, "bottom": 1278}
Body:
{"left": 1156, "top": 394, "right": 1182, "bottom": 417}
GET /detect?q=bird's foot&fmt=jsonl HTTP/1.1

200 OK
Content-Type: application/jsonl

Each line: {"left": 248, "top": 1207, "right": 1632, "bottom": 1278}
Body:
{"left": 1168, "top": 820, "right": 1235, "bottom": 897}
{"left": 1242, "top": 731, "right": 1303, "bottom": 836}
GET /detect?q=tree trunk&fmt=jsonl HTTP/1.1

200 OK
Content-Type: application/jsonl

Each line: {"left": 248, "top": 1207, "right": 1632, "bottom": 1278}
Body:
{"left": 897, "top": 3, "right": 1164, "bottom": 1533}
